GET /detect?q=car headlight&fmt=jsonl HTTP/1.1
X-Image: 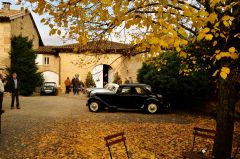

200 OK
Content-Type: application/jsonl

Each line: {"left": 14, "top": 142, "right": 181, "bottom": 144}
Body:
{"left": 157, "top": 94, "right": 163, "bottom": 98}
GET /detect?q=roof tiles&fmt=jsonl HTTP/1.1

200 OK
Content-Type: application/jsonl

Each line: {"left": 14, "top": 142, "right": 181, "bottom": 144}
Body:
{"left": 36, "top": 41, "right": 132, "bottom": 54}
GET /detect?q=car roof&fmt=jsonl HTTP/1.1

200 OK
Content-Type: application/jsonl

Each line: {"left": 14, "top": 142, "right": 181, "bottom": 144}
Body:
{"left": 106, "top": 83, "right": 119, "bottom": 86}
{"left": 120, "top": 83, "right": 150, "bottom": 87}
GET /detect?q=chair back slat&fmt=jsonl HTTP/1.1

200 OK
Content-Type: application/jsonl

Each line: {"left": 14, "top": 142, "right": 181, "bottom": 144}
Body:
{"left": 194, "top": 127, "right": 216, "bottom": 134}
{"left": 104, "top": 132, "right": 124, "bottom": 140}
{"left": 104, "top": 132, "right": 130, "bottom": 159}
{"left": 191, "top": 127, "right": 216, "bottom": 152}
{"left": 106, "top": 137, "right": 126, "bottom": 146}
{"left": 193, "top": 132, "right": 215, "bottom": 140}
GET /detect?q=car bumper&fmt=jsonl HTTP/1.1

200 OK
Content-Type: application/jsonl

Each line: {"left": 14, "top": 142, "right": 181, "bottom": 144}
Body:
{"left": 43, "top": 90, "right": 54, "bottom": 94}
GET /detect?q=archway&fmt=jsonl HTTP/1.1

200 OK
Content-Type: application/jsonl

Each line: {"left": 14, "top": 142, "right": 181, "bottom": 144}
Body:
{"left": 42, "top": 71, "right": 59, "bottom": 86}
{"left": 92, "top": 64, "right": 114, "bottom": 88}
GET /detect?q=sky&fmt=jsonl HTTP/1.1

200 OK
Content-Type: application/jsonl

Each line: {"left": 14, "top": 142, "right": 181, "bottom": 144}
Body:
{"left": 0, "top": 0, "right": 132, "bottom": 46}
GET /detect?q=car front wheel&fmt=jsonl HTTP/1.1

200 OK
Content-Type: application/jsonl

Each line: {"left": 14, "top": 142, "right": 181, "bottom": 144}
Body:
{"left": 89, "top": 101, "right": 101, "bottom": 112}
{"left": 146, "top": 102, "right": 158, "bottom": 114}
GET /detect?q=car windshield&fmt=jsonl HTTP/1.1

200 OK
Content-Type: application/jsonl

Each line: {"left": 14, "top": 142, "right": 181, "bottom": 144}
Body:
{"left": 44, "top": 83, "right": 56, "bottom": 87}
{"left": 107, "top": 85, "right": 117, "bottom": 92}
{"left": 103, "top": 84, "right": 109, "bottom": 89}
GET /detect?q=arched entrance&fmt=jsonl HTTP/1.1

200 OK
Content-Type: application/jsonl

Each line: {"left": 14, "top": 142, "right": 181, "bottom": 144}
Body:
{"left": 42, "top": 71, "right": 59, "bottom": 86}
{"left": 92, "top": 64, "right": 114, "bottom": 88}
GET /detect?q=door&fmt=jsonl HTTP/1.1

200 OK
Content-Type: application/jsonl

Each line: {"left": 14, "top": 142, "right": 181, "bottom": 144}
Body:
{"left": 114, "top": 86, "right": 132, "bottom": 108}
{"left": 131, "top": 86, "right": 148, "bottom": 109}
{"left": 92, "top": 65, "right": 103, "bottom": 88}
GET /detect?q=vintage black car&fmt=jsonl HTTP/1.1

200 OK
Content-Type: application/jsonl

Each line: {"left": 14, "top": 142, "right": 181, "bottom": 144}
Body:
{"left": 40, "top": 82, "right": 58, "bottom": 96}
{"left": 86, "top": 84, "right": 170, "bottom": 114}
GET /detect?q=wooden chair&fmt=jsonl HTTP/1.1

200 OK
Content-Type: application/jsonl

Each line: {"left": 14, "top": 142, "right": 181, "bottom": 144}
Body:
{"left": 104, "top": 132, "right": 130, "bottom": 159}
{"left": 182, "top": 127, "right": 216, "bottom": 159}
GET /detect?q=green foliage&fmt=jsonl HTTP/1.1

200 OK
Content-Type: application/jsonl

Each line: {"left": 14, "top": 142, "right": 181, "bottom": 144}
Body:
{"left": 137, "top": 51, "right": 212, "bottom": 108}
{"left": 85, "top": 72, "right": 95, "bottom": 88}
{"left": 6, "top": 35, "right": 43, "bottom": 96}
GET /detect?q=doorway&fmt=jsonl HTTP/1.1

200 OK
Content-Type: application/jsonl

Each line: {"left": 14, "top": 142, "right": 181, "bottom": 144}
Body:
{"left": 92, "top": 64, "right": 114, "bottom": 88}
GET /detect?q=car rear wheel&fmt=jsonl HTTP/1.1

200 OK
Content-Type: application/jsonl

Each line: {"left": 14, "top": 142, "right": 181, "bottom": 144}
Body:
{"left": 89, "top": 101, "right": 101, "bottom": 112}
{"left": 146, "top": 102, "right": 158, "bottom": 114}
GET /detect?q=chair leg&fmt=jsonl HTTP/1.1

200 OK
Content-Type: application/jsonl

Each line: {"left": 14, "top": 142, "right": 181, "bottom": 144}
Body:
{"left": 107, "top": 146, "right": 113, "bottom": 159}
{"left": 123, "top": 140, "right": 130, "bottom": 158}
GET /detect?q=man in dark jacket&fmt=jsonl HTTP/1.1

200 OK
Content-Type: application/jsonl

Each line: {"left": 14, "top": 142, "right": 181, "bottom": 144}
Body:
{"left": 9, "top": 73, "right": 20, "bottom": 109}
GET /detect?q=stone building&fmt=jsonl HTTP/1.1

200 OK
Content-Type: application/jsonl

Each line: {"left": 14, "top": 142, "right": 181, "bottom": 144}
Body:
{"left": 0, "top": 2, "right": 43, "bottom": 72}
{"left": 36, "top": 41, "right": 143, "bottom": 89}
{"left": 0, "top": 2, "right": 143, "bottom": 91}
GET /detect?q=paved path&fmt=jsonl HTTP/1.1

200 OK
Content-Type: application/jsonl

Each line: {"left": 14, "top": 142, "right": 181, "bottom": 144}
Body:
{"left": 0, "top": 94, "right": 193, "bottom": 159}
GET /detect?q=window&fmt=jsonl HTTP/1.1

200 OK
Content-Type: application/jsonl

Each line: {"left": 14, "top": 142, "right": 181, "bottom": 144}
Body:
{"left": 44, "top": 57, "right": 50, "bottom": 65}
{"left": 118, "top": 87, "right": 131, "bottom": 95}
{"left": 134, "top": 87, "right": 146, "bottom": 95}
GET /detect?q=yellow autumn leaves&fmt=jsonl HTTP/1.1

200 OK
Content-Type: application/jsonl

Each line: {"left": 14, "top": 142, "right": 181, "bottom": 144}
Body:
{"left": 215, "top": 47, "right": 238, "bottom": 61}
{"left": 213, "top": 67, "right": 230, "bottom": 80}
{"left": 212, "top": 47, "right": 238, "bottom": 79}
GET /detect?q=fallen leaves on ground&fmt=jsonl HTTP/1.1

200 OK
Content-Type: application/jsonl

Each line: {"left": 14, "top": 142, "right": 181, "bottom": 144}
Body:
{"left": 1, "top": 115, "right": 237, "bottom": 159}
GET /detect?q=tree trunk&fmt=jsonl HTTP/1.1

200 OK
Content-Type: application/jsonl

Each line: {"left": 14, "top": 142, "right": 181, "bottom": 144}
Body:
{"left": 213, "top": 72, "right": 237, "bottom": 159}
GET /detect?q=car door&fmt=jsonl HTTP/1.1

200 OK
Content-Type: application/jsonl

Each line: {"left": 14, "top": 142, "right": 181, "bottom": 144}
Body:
{"left": 114, "top": 86, "right": 132, "bottom": 108}
{"left": 131, "top": 86, "right": 149, "bottom": 109}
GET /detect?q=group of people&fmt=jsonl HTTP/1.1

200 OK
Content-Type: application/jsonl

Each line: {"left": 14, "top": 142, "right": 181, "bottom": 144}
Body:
{"left": 0, "top": 72, "right": 21, "bottom": 115}
{"left": 64, "top": 76, "right": 85, "bottom": 95}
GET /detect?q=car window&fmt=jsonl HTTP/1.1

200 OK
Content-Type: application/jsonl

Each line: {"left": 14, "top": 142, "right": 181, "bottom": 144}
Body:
{"left": 104, "top": 84, "right": 109, "bottom": 89}
{"left": 134, "top": 87, "right": 146, "bottom": 95}
{"left": 108, "top": 85, "right": 116, "bottom": 92}
{"left": 44, "top": 83, "right": 55, "bottom": 87}
{"left": 118, "top": 86, "right": 131, "bottom": 95}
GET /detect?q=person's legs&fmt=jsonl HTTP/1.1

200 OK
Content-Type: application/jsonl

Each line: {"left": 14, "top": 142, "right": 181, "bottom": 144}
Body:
{"left": 0, "top": 92, "right": 3, "bottom": 113}
{"left": 67, "top": 86, "right": 70, "bottom": 93}
{"left": 16, "top": 90, "right": 20, "bottom": 108}
{"left": 77, "top": 86, "right": 79, "bottom": 95}
{"left": 73, "top": 86, "right": 76, "bottom": 95}
{"left": 11, "top": 90, "right": 15, "bottom": 108}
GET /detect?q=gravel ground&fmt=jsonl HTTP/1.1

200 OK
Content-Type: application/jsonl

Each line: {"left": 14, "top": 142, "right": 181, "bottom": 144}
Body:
{"left": 0, "top": 93, "right": 197, "bottom": 159}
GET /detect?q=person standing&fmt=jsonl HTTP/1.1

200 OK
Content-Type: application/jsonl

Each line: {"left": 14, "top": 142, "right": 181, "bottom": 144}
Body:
{"left": 73, "top": 77, "right": 80, "bottom": 95}
{"left": 124, "top": 78, "right": 130, "bottom": 84}
{"left": 9, "top": 73, "right": 20, "bottom": 109}
{"left": 0, "top": 74, "right": 4, "bottom": 114}
{"left": 129, "top": 77, "right": 133, "bottom": 83}
{"left": 79, "top": 80, "right": 85, "bottom": 93}
{"left": 64, "top": 77, "right": 71, "bottom": 94}
{"left": 117, "top": 78, "right": 122, "bottom": 85}
{"left": 71, "top": 77, "right": 75, "bottom": 94}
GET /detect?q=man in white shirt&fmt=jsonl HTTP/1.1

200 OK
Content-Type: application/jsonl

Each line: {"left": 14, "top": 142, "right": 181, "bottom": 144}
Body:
{"left": 0, "top": 74, "right": 4, "bottom": 114}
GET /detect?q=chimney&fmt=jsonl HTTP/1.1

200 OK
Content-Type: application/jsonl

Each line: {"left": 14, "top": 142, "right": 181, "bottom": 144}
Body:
{"left": 2, "top": 2, "right": 11, "bottom": 10}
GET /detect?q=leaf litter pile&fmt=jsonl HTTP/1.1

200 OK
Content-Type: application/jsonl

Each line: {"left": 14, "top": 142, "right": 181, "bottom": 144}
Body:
{"left": 0, "top": 115, "right": 239, "bottom": 159}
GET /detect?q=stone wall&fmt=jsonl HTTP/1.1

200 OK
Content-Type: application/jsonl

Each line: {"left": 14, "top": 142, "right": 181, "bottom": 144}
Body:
{"left": 0, "top": 22, "right": 11, "bottom": 74}
{"left": 59, "top": 52, "right": 143, "bottom": 90}
{"left": 37, "top": 54, "right": 60, "bottom": 75}
{"left": 11, "top": 14, "right": 40, "bottom": 49}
